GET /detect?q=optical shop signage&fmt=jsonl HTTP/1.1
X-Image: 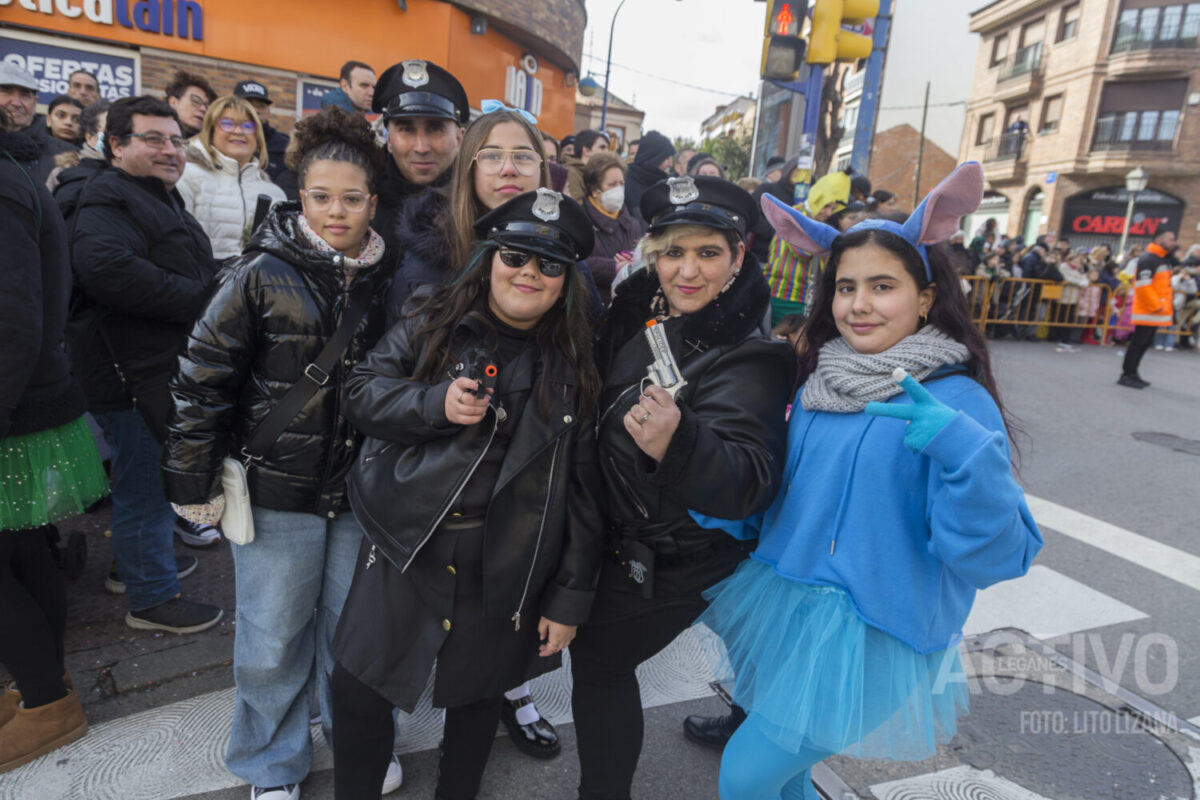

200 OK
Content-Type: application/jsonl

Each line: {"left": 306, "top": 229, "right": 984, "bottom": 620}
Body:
{"left": 1, "top": 30, "right": 138, "bottom": 104}
{"left": 0, "top": 0, "right": 204, "bottom": 41}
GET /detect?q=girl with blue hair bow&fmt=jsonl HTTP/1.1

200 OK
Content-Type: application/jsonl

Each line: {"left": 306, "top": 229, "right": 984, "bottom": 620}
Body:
{"left": 695, "top": 163, "right": 1043, "bottom": 799}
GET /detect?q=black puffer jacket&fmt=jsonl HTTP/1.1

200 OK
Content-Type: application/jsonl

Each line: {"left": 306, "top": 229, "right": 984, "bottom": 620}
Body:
{"left": 0, "top": 131, "right": 86, "bottom": 439}
{"left": 162, "top": 204, "right": 395, "bottom": 516}
{"left": 623, "top": 161, "right": 667, "bottom": 228}
{"left": 64, "top": 165, "right": 217, "bottom": 414}
{"left": 596, "top": 259, "right": 793, "bottom": 565}
{"left": 344, "top": 291, "right": 603, "bottom": 627}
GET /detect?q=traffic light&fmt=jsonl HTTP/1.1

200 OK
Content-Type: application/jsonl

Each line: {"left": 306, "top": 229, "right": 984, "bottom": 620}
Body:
{"left": 807, "top": 0, "right": 878, "bottom": 64}
{"left": 761, "top": 1, "right": 808, "bottom": 80}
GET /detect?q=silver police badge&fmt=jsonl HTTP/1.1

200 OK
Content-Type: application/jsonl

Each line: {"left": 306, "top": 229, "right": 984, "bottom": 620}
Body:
{"left": 667, "top": 175, "right": 700, "bottom": 205}
{"left": 401, "top": 60, "right": 430, "bottom": 88}
{"left": 531, "top": 187, "right": 562, "bottom": 222}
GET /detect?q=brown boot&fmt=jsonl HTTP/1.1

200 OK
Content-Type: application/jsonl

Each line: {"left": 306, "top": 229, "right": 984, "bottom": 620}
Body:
{"left": 0, "top": 672, "right": 74, "bottom": 729}
{"left": 0, "top": 683, "right": 18, "bottom": 728}
{"left": 0, "top": 689, "right": 87, "bottom": 773}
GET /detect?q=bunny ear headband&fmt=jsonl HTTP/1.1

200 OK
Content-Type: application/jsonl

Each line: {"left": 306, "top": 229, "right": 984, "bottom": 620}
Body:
{"left": 761, "top": 162, "right": 985, "bottom": 281}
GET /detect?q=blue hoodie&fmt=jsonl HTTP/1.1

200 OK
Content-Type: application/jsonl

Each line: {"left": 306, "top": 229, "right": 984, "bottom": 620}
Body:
{"left": 699, "top": 372, "right": 1042, "bottom": 654}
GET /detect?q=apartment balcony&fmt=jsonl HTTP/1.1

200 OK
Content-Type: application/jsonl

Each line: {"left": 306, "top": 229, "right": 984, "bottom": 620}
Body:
{"left": 981, "top": 131, "right": 1028, "bottom": 183}
{"left": 994, "top": 43, "right": 1043, "bottom": 101}
{"left": 1107, "top": 36, "right": 1197, "bottom": 77}
{"left": 1086, "top": 117, "right": 1179, "bottom": 171}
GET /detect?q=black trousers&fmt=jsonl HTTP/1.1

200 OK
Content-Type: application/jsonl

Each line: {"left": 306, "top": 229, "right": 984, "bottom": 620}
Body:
{"left": 0, "top": 527, "right": 69, "bottom": 708}
{"left": 331, "top": 662, "right": 503, "bottom": 800}
{"left": 1122, "top": 324, "right": 1157, "bottom": 378}
{"left": 570, "top": 584, "right": 709, "bottom": 800}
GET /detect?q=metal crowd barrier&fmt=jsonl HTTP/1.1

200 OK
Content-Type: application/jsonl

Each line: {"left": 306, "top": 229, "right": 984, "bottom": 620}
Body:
{"left": 961, "top": 276, "right": 1194, "bottom": 343}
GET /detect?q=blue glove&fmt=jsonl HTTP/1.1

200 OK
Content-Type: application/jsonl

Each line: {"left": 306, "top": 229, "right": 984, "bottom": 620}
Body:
{"left": 865, "top": 368, "right": 957, "bottom": 453}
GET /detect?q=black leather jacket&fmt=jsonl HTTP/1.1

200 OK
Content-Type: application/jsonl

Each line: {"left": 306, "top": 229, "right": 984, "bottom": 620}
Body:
{"left": 595, "top": 260, "right": 793, "bottom": 559}
{"left": 344, "top": 293, "right": 603, "bottom": 628}
{"left": 162, "top": 204, "right": 394, "bottom": 516}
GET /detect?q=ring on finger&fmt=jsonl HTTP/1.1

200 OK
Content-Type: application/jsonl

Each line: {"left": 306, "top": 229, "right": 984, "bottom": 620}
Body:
{"left": 638, "top": 411, "right": 651, "bottom": 424}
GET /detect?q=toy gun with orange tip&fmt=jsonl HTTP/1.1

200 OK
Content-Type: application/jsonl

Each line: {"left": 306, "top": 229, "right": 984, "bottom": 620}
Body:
{"left": 467, "top": 362, "right": 498, "bottom": 397}
{"left": 641, "top": 319, "right": 687, "bottom": 399}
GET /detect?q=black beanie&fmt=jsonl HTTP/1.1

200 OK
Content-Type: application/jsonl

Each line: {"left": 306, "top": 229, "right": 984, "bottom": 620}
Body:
{"left": 635, "top": 130, "right": 674, "bottom": 168}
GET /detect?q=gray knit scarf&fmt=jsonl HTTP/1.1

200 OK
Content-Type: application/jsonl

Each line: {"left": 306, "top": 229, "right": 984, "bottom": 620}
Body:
{"left": 800, "top": 327, "right": 970, "bottom": 413}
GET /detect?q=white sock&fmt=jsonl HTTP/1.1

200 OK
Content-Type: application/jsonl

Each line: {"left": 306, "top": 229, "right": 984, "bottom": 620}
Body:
{"left": 504, "top": 683, "right": 540, "bottom": 725}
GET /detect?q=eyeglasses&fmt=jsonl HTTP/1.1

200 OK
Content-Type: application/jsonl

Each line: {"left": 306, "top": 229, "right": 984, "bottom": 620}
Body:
{"left": 300, "top": 190, "right": 370, "bottom": 213}
{"left": 128, "top": 132, "right": 188, "bottom": 151}
{"left": 473, "top": 148, "right": 542, "bottom": 176}
{"left": 216, "top": 118, "right": 257, "bottom": 134}
{"left": 497, "top": 248, "right": 568, "bottom": 278}
{"left": 186, "top": 93, "right": 209, "bottom": 110}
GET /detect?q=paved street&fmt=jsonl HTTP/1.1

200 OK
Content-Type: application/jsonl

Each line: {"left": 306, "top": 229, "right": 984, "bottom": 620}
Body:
{"left": 3, "top": 340, "right": 1198, "bottom": 800}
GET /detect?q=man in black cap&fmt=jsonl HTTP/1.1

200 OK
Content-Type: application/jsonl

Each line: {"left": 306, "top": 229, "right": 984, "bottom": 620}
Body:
{"left": 370, "top": 59, "right": 469, "bottom": 254}
{"left": 233, "top": 79, "right": 293, "bottom": 193}
{"left": 623, "top": 129, "right": 675, "bottom": 228}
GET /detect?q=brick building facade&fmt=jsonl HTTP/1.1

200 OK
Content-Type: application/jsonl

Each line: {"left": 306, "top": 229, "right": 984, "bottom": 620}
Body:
{"left": 1, "top": 0, "right": 587, "bottom": 136}
{"left": 958, "top": 0, "right": 1200, "bottom": 251}
{"left": 867, "top": 123, "right": 958, "bottom": 212}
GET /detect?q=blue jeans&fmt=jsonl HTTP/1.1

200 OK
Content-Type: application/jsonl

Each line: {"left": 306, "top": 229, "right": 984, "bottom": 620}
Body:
{"left": 1154, "top": 329, "right": 1176, "bottom": 348}
{"left": 94, "top": 410, "right": 180, "bottom": 611}
{"left": 225, "top": 505, "right": 363, "bottom": 788}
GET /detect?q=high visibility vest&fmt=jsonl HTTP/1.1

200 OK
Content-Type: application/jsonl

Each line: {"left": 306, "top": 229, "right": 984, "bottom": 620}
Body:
{"left": 1131, "top": 252, "right": 1174, "bottom": 327}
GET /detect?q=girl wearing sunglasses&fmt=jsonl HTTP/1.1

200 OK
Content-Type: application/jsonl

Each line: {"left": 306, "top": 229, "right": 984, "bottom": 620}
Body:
{"left": 177, "top": 94, "right": 285, "bottom": 261}
{"left": 330, "top": 189, "right": 603, "bottom": 799}
{"left": 386, "top": 104, "right": 602, "bottom": 326}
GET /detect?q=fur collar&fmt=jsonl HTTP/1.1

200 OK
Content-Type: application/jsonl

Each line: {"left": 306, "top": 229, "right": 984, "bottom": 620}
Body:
{"left": 603, "top": 254, "right": 770, "bottom": 354}
{"left": 395, "top": 186, "right": 450, "bottom": 268}
{"left": 0, "top": 130, "right": 42, "bottom": 163}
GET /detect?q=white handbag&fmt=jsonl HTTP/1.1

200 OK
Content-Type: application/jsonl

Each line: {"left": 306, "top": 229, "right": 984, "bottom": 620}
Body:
{"left": 220, "top": 457, "right": 255, "bottom": 545}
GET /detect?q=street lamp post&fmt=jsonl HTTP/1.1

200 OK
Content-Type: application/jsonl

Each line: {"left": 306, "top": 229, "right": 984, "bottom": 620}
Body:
{"left": 599, "top": 0, "right": 630, "bottom": 134}
{"left": 1117, "top": 166, "right": 1149, "bottom": 260}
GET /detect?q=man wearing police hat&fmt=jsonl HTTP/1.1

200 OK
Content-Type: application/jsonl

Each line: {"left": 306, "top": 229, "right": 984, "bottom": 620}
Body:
{"left": 233, "top": 80, "right": 292, "bottom": 192}
{"left": 371, "top": 59, "right": 469, "bottom": 254}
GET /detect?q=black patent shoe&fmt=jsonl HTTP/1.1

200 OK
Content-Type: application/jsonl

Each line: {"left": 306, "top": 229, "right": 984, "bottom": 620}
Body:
{"left": 683, "top": 704, "right": 747, "bottom": 749}
{"left": 500, "top": 695, "right": 561, "bottom": 759}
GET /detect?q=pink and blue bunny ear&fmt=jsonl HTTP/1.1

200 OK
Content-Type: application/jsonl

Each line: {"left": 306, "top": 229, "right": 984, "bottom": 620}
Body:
{"left": 900, "top": 162, "right": 985, "bottom": 246}
{"left": 761, "top": 193, "right": 841, "bottom": 258}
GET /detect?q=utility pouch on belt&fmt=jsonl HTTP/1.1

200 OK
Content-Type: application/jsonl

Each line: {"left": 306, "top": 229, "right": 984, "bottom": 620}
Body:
{"left": 616, "top": 538, "right": 656, "bottom": 599}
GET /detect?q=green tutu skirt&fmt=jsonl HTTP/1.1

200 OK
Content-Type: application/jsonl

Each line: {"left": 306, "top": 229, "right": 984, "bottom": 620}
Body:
{"left": 0, "top": 416, "right": 109, "bottom": 531}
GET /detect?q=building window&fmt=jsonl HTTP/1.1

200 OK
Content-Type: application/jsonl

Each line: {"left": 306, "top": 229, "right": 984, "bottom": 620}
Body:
{"left": 1057, "top": 3, "right": 1080, "bottom": 42}
{"left": 1039, "top": 94, "right": 1064, "bottom": 132}
{"left": 977, "top": 112, "right": 996, "bottom": 145}
{"left": 991, "top": 33, "right": 1010, "bottom": 66}
{"left": 1020, "top": 17, "right": 1045, "bottom": 48}
{"left": 1094, "top": 109, "right": 1180, "bottom": 150}
{"left": 1113, "top": 3, "right": 1200, "bottom": 52}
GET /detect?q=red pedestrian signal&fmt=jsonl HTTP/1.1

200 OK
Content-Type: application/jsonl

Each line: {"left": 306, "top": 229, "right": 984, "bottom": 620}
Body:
{"left": 762, "top": 0, "right": 808, "bottom": 80}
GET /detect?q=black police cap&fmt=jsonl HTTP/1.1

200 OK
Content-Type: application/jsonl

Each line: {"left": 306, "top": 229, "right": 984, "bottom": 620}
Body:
{"left": 474, "top": 188, "right": 595, "bottom": 267}
{"left": 373, "top": 60, "right": 469, "bottom": 125}
{"left": 640, "top": 175, "right": 758, "bottom": 238}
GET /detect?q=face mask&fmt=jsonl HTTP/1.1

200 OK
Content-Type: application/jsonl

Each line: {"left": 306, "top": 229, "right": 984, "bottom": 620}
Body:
{"left": 95, "top": 131, "right": 105, "bottom": 154}
{"left": 599, "top": 185, "right": 624, "bottom": 213}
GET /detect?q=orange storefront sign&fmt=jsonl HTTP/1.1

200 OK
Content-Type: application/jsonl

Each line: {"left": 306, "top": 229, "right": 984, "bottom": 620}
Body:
{"left": 0, "top": 0, "right": 576, "bottom": 134}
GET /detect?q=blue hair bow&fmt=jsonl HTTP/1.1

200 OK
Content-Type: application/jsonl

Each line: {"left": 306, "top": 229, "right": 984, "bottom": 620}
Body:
{"left": 480, "top": 99, "right": 538, "bottom": 126}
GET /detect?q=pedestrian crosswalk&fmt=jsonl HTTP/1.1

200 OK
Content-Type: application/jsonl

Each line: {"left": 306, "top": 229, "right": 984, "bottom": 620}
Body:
{"left": 4, "top": 494, "right": 1198, "bottom": 800}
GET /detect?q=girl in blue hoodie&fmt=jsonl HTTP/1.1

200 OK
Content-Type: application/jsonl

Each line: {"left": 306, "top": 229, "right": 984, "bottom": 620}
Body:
{"left": 697, "top": 163, "right": 1043, "bottom": 800}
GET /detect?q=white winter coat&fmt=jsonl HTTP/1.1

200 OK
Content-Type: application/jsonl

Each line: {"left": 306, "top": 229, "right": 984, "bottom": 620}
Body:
{"left": 177, "top": 141, "right": 286, "bottom": 259}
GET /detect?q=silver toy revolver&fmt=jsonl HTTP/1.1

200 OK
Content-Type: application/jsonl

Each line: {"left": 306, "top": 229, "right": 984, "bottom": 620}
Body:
{"left": 641, "top": 319, "right": 687, "bottom": 399}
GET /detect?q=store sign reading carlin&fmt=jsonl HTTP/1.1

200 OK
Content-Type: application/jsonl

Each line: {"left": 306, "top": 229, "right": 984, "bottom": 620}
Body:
{"left": 1, "top": 33, "right": 138, "bottom": 104}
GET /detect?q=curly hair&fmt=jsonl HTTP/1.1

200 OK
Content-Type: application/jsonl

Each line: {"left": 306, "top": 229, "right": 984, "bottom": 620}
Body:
{"left": 285, "top": 107, "right": 386, "bottom": 189}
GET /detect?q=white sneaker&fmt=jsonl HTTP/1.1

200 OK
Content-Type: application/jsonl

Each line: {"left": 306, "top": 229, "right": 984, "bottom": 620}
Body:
{"left": 1154, "top": 344, "right": 1164, "bottom": 350}
{"left": 174, "top": 519, "right": 221, "bottom": 547}
{"left": 382, "top": 753, "right": 403, "bottom": 794}
{"left": 1164, "top": 346, "right": 1174, "bottom": 352}
{"left": 250, "top": 786, "right": 299, "bottom": 800}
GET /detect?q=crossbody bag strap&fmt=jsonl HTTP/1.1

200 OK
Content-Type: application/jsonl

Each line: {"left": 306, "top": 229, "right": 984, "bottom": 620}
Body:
{"left": 241, "top": 277, "right": 374, "bottom": 462}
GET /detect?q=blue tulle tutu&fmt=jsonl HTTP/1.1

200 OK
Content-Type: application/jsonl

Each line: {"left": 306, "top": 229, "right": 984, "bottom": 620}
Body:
{"left": 698, "top": 557, "right": 968, "bottom": 761}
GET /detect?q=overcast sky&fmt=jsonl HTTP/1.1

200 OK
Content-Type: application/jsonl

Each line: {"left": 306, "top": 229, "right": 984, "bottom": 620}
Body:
{"left": 580, "top": 0, "right": 980, "bottom": 155}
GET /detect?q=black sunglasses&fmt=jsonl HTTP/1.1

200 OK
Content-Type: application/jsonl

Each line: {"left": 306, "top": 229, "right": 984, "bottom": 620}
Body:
{"left": 497, "top": 247, "right": 568, "bottom": 278}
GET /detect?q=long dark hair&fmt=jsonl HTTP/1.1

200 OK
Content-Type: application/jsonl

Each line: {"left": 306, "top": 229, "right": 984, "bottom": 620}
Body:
{"left": 409, "top": 244, "right": 601, "bottom": 419}
{"left": 799, "top": 228, "right": 1020, "bottom": 452}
